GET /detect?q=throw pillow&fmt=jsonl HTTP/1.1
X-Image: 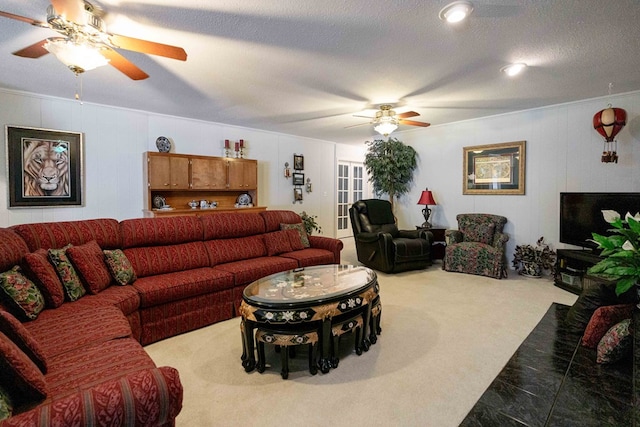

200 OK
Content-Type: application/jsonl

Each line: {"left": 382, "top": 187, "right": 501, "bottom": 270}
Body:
{"left": 103, "top": 249, "right": 137, "bottom": 286}
{"left": 462, "top": 223, "right": 495, "bottom": 245}
{"left": 23, "top": 249, "right": 65, "bottom": 308}
{"left": 0, "top": 331, "right": 47, "bottom": 407}
{"left": 0, "top": 385, "right": 12, "bottom": 422}
{"left": 285, "top": 229, "right": 305, "bottom": 251}
{"left": 48, "top": 245, "right": 86, "bottom": 302}
{"left": 66, "top": 241, "right": 112, "bottom": 294}
{"left": 280, "top": 223, "right": 310, "bottom": 248}
{"left": 565, "top": 284, "right": 626, "bottom": 332}
{"left": 264, "top": 231, "right": 294, "bottom": 256}
{"left": 0, "top": 310, "right": 47, "bottom": 373}
{"left": 582, "top": 304, "right": 634, "bottom": 349}
{"left": 0, "top": 266, "right": 45, "bottom": 321}
{"left": 597, "top": 318, "right": 632, "bottom": 364}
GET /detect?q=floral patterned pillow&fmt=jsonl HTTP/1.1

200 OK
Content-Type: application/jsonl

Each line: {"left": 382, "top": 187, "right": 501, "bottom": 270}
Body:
{"left": 462, "top": 223, "right": 495, "bottom": 245}
{"left": 0, "top": 385, "right": 12, "bottom": 421}
{"left": 48, "top": 245, "right": 86, "bottom": 302}
{"left": 103, "top": 249, "right": 137, "bottom": 286}
{"left": 0, "top": 266, "right": 45, "bottom": 321}
{"left": 597, "top": 318, "right": 632, "bottom": 364}
{"left": 280, "top": 223, "right": 310, "bottom": 248}
{"left": 582, "top": 304, "right": 634, "bottom": 349}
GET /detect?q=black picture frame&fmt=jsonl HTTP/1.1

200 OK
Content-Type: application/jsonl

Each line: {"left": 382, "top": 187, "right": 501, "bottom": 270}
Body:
{"left": 293, "top": 154, "right": 304, "bottom": 170}
{"left": 294, "top": 187, "right": 303, "bottom": 201}
{"left": 463, "top": 141, "right": 526, "bottom": 195}
{"left": 292, "top": 172, "right": 305, "bottom": 185}
{"left": 6, "top": 125, "right": 84, "bottom": 208}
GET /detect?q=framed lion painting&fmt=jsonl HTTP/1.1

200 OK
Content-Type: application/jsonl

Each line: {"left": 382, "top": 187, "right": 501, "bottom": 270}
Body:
{"left": 6, "top": 126, "right": 84, "bottom": 208}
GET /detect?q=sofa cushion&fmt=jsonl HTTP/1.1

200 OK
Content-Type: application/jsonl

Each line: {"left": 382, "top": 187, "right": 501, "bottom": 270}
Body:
{"left": 81, "top": 284, "right": 141, "bottom": 316}
{"left": 597, "top": 318, "right": 632, "bottom": 364}
{"left": 280, "top": 223, "right": 310, "bottom": 248}
{"left": 12, "top": 219, "right": 121, "bottom": 252}
{"left": 24, "top": 304, "right": 131, "bottom": 359}
{"left": 120, "top": 216, "right": 204, "bottom": 248}
{"left": 280, "top": 248, "right": 336, "bottom": 268}
{"left": 103, "top": 249, "right": 137, "bottom": 285}
{"left": 204, "top": 236, "right": 267, "bottom": 265}
{"left": 133, "top": 268, "right": 234, "bottom": 307}
{"left": 260, "top": 210, "right": 303, "bottom": 232}
{"left": 214, "top": 257, "right": 298, "bottom": 285}
{"left": 0, "top": 229, "right": 29, "bottom": 272}
{"left": 48, "top": 246, "right": 86, "bottom": 302}
{"left": 45, "top": 338, "right": 155, "bottom": 397}
{"left": 201, "top": 212, "right": 265, "bottom": 239}
{"left": 462, "top": 223, "right": 495, "bottom": 245}
{"left": 0, "top": 266, "right": 45, "bottom": 321}
{"left": 67, "top": 241, "right": 113, "bottom": 294}
{"left": 582, "top": 304, "right": 634, "bottom": 349}
{"left": 124, "top": 242, "right": 210, "bottom": 278}
{"left": 22, "top": 249, "right": 65, "bottom": 308}
{"left": 0, "top": 385, "right": 11, "bottom": 421}
{"left": 264, "top": 231, "right": 293, "bottom": 256}
{"left": 0, "top": 331, "right": 47, "bottom": 407}
{"left": 0, "top": 310, "right": 47, "bottom": 373}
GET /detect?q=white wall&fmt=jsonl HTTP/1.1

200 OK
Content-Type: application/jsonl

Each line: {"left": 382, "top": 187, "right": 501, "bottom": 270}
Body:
{"left": 0, "top": 89, "right": 366, "bottom": 236}
{"left": 396, "top": 90, "right": 640, "bottom": 263}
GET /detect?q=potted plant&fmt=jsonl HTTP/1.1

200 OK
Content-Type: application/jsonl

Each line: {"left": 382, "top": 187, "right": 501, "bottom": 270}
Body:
{"left": 512, "top": 236, "right": 557, "bottom": 277}
{"left": 364, "top": 137, "right": 417, "bottom": 212}
{"left": 300, "top": 211, "right": 322, "bottom": 235}
{"left": 588, "top": 210, "right": 640, "bottom": 296}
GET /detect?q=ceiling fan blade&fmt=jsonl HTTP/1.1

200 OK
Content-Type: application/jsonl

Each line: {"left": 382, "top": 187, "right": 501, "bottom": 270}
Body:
{"left": 400, "top": 119, "right": 431, "bottom": 127}
{"left": 344, "top": 122, "right": 371, "bottom": 129}
{"left": 50, "top": 0, "right": 86, "bottom": 24}
{"left": 108, "top": 34, "right": 187, "bottom": 61}
{"left": 0, "top": 10, "right": 49, "bottom": 27}
{"left": 101, "top": 48, "right": 149, "bottom": 80}
{"left": 396, "top": 111, "right": 419, "bottom": 119}
{"left": 13, "top": 40, "right": 49, "bottom": 58}
{"left": 352, "top": 114, "right": 374, "bottom": 119}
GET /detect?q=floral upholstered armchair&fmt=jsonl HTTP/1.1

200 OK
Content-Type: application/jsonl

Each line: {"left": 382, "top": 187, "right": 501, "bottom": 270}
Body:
{"left": 443, "top": 213, "right": 509, "bottom": 279}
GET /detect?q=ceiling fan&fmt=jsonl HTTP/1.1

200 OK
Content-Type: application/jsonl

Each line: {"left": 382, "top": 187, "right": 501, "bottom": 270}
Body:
{"left": 0, "top": 0, "right": 187, "bottom": 80}
{"left": 347, "top": 104, "right": 431, "bottom": 136}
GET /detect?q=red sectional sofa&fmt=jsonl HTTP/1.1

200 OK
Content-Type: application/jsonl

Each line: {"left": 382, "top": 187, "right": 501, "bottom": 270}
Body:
{"left": 0, "top": 210, "right": 343, "bottom": 425}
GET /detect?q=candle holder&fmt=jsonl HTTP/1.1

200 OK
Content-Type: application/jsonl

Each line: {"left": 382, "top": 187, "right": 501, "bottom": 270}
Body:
{"left": 224, "top": 139, "right": 231, "bottom": 157}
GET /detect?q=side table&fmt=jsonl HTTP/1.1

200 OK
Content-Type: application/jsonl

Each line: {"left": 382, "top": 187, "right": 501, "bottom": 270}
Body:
{"left": 417, "top": 226, "right": 446, "bottom": 260}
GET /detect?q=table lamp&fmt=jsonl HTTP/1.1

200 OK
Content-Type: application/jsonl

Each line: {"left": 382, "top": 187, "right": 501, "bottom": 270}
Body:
{"left": 417, "top": 189, "right": 437, "bottom": 228}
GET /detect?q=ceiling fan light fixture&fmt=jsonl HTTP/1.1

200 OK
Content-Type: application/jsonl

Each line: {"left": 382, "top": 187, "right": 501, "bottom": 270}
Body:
{"left": 44, "top": 38, "right": 109, "bottom": 73}
{"left": 374, "top": 119, "right": 398, "bottom": 136}
{"left": 439, "top": 1, "right": 474, "bottom": 24}
{"left": 501, "top": 63, "right": 527, "bottom": 77}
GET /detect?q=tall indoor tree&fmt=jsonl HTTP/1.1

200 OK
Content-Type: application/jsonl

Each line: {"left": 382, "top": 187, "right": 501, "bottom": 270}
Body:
{"left": 364, "top": 137, "right": 417, "bottom": 212}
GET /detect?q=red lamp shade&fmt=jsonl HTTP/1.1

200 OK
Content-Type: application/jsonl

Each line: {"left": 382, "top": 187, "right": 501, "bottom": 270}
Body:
{"left": 593, "top": 107, "right": 626, "bottom": 142}
{"left": 417, "top": 190, "right": 436, "bottom": 205}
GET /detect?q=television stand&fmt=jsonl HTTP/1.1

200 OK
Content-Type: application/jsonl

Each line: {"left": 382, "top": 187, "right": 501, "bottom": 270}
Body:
{"left": 554, "top": 249, "right": 616, "bottom": 295}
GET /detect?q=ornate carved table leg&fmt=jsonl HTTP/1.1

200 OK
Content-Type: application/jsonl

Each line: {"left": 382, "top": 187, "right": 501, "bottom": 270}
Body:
{"left": 241, "top": 318, "right": 256, "bottom": 372}
{"left": 319, "top": 318, "right": 332, "bottom": 373}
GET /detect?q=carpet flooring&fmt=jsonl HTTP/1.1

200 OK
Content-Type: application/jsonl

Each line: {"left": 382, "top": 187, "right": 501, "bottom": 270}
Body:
{"left": 145, "top": 238, "right": 577, "bottom": 427}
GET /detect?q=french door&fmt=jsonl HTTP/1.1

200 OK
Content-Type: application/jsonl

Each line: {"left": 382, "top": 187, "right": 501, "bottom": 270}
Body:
{"left": 336, "top": 161, "right": 365, "bottom": 238}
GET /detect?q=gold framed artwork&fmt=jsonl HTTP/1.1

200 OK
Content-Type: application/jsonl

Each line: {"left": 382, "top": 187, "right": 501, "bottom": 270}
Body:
{"left": 463, "top": 141, "right": 525, "bottom": 195}
{"left": 6, "top": 125, "right": 84, "bottom": 208}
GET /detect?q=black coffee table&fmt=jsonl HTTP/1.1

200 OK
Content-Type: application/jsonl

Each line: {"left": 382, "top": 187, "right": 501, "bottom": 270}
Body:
{"left": 239, "top": 265, "right": 380, "bottom": 375}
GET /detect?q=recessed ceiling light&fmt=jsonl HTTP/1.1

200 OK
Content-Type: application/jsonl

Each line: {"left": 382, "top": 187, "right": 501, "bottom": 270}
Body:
{"left": 501, "top": 63, "right": 527, "bottom": 77}
{"left": 439, "top": 1, "right": 474, "bottom": 24}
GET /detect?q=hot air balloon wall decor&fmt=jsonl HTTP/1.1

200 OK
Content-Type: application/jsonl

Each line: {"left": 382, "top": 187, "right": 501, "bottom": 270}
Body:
{"left": 593, "top": 105, "right": 627, "bottom": 163}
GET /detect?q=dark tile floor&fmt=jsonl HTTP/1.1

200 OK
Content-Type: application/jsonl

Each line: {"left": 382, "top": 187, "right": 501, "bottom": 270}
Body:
{"left": 460, "top": 303, "right": 635, "bottom": 427}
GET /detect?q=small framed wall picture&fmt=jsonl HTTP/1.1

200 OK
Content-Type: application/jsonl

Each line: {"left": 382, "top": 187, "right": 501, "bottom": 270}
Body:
{"left": 294, "top": 187, "right": 303, "bottom": 202}
{"left": 293, "top": 154, "right": 304, "bottom": 170}
{"left": 292, "top": 172, "right": 305, "bottom": 185}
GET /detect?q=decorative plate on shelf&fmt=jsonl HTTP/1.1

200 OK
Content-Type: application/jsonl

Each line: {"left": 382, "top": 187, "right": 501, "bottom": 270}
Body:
{"left": 236, "top": 193, "right": 252, "bottom": 206}
{"left": 153, "top": 195, "right": 166, "bottom": 209}
{"left": 155, "top": 136, "right": 171, "bottom": 153}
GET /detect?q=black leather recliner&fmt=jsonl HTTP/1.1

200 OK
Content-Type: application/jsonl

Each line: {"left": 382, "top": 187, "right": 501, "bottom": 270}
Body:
{"left": 349, "top": 199, "right": 433, "bottom": 273}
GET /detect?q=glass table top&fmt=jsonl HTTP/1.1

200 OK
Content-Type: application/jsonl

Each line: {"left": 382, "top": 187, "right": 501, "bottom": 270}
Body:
{"left": 243, "top": 265, "right": 377, "bottom": 307}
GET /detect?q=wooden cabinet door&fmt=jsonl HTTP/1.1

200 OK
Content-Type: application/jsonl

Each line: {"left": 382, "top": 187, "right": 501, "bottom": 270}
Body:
{"left": 191, "top": 158, "right": 227, "bottom": 189}
{"left": 227, "top": 161, "right": 244, "bottom": 190}
{"left": 148, "top": 155, "right": 172, "bottom": 189}
{"left": 170, "top": 157, "right": 190, "bottom": 189}
{"left": 242, "top": 160, "right": 257, "bottom": 189}
{"left": 228, "top": 160, "right": 257, "bottom": 190}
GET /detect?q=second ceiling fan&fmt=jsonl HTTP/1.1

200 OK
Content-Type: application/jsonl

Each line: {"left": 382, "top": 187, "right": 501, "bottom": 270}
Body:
{"left": 347, "top": 104, "right": 431, "bottom": 136}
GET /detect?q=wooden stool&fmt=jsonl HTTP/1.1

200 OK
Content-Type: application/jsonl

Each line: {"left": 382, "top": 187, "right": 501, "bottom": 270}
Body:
{"left": 255, "top": 328, "right": 318, "bottom": 379}
{"left": 330, "top": 314, "right": 364, "bottom": 369}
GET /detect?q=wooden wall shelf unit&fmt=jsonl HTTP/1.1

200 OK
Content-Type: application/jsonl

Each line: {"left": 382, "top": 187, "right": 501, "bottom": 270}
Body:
{"left": 144, "top": 152, "right": 264, "bottom": 217}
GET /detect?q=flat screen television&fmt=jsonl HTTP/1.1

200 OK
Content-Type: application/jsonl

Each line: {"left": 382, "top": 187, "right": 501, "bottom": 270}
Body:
{"left": 560, "top": 192, "right": 640, "bottom": 250}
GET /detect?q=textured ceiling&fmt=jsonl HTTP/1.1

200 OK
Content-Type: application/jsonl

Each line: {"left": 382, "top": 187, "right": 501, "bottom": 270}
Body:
{"left": 0, "top": 0, "right": 639, "bottom": 144}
